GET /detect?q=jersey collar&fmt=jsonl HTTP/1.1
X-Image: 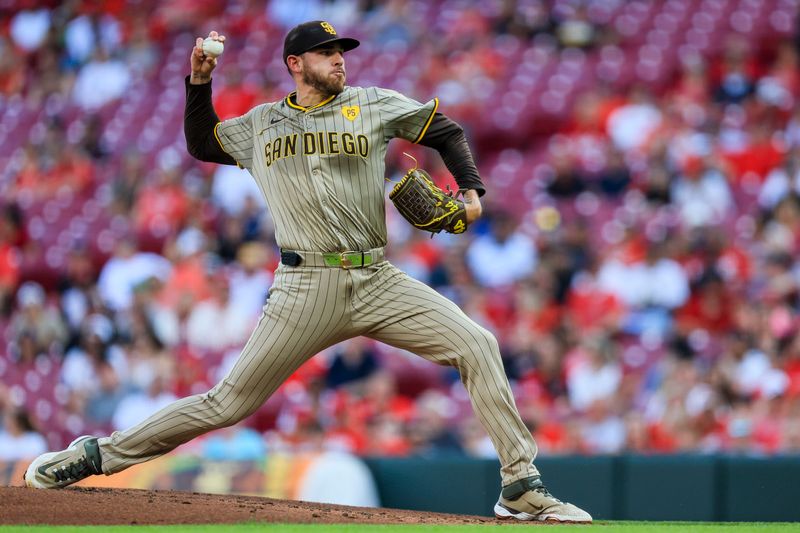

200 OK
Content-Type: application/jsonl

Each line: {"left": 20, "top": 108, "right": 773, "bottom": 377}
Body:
{"left": 285, "top": 91, "right": 338, "bottom": 112}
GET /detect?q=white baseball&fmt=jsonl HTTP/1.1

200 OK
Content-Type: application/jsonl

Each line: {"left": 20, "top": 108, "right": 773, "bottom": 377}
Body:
{"left": 202, "top": 37, "right": 224, "bottom": 57}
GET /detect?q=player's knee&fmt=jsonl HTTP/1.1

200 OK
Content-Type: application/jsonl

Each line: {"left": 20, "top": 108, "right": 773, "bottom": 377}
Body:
{"left": 459, "top": 325, "right": 501, "bottom": 364}
{"left": 483, "top": 328, "right": 501, "bottom": 354}
{"left": 202, "top": 382, "right": 251, "bottom": 427}
{"left": 475, "top": 324, "right": 500, "bottom": 353}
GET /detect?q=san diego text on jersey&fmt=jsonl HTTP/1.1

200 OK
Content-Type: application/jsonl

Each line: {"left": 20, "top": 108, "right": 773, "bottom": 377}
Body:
{"left": 264, "top": 131, "right": 369, "bottom": 167}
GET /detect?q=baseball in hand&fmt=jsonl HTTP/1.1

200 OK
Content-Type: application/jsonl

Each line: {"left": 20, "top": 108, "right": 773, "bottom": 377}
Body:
{"left": 202, "top": 38, "right": 224, "bottom": 57}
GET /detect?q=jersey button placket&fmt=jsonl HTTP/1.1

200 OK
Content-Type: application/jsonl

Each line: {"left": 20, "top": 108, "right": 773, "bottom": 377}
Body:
{"left": 305, "top": 112, "right": 349, "bottom": 248}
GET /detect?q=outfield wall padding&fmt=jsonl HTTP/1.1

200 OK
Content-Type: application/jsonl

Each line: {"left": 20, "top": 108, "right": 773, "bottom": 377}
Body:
{"left": 364, "top": 455, "right": 800, "bottom": 521}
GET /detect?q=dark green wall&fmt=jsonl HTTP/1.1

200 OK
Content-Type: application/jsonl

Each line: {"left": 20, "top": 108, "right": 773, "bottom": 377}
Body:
{"left": 364, "top": 455, "right": 800, "bottom": 522}
{"left": 721, "top": 457, "right": 800, "bottom": 522}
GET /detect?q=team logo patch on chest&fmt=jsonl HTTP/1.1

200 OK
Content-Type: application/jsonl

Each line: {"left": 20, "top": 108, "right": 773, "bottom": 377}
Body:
{"left": 342, "top": 106, "right": 360, "bottom": 121}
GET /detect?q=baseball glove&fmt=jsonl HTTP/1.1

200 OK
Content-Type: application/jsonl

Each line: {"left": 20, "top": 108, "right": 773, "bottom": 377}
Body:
{"left": 389, "top": 163, "right": 468, "bottom": 235}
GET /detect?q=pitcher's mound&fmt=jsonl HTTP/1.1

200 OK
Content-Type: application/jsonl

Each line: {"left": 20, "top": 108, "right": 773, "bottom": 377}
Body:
{"left": 1, "top": 486, "right": 510, "bottom": 526}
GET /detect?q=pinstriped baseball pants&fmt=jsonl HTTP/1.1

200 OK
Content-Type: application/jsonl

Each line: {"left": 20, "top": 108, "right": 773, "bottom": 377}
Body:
{"left": 98, "top": 261, "right": 540, "bottom": 485}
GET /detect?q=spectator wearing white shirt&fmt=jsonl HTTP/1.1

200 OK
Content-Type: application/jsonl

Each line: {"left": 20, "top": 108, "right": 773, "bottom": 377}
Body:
{"left": 606, "top": 85, "right": 662, "bottom": 153}
{"left": 9, "top": 8, "right": 51, "bottom": 52}
{"left": 72, "top": 47, "right": 131, "bottom": 110}
{"left": 759, "top": 150, "right": 800, "bottom": 209}
{"left": 784, "top": 108, "right": 800, "bottom": 149}
{"left": 580, "top": 399, "right": 626, "bottom": 454}
{"left": 566, "top": 336, "right": 622, "bottom": 413}
{"left": 64, "top": 13, "right": 122, "bottom": 64}
{"left": 228, "top": 242, "right": 272, "bottom": 318}
{"left": 210, "top": 164, "right": 264, "bottom": 216}
{"left": 112, "top": 375, "right": 178, "bottom": 432}
{"left": 97, "top": 237, "right": 172, "bottom": 311}
{"left": 598, "top": 239, "right": 689, "bottom": 337}
{"left": 466, "top": 211, "right": 537, "bottom": 288}
{"left": 0, "top": 409, "right": 48, "bottom": 461}
{"left": 186, "top": 271, "right": 256, "bottom": 351}
{"left": 671, "top": 156, "right": 733, "bottom": 227}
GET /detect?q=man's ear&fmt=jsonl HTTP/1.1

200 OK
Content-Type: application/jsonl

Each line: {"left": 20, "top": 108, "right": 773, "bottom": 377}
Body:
{"left": 286, "top": 55, "right": 302, "bottom": 74}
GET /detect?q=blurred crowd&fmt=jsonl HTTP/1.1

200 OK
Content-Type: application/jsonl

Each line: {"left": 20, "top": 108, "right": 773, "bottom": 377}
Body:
{"left": 2, "top": 0, "right": 800, "bottom": 463}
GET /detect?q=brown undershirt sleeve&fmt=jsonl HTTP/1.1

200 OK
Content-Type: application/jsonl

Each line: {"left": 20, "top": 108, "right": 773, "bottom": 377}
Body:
{"left": 184, "top": 76, "right": 237, "bottom": 165}
{"left": 417, "top": 113, "right": 486, "bottom": 197}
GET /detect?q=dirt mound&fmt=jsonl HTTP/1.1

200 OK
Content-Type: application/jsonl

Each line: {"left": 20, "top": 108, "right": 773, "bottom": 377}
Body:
{"left": 1, "top": 486, "right": 512, "bottom": 526}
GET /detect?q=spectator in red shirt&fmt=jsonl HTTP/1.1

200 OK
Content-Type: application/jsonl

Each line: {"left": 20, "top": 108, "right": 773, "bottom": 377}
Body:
{"left": 565, "top": 254, "right": 626, "bottom": 334}
{"left": 0, "top": 204, "right": 23, "bottom": 316}
{"left": 133, "top": 164, "right": 190, "bottom": 240}
{"left": 212, "top": 67, "right": 263, "bottom": 120}
{"left": 675, "top": 269, "right": 736, "bottom": 336}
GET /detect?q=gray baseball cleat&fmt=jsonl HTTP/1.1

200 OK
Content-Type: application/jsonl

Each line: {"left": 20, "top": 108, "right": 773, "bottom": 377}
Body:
{"left": 494, "top": 475, "right": 592, "bottom": 523}
{"left": 24, "top": 435, "right": 103, "bottom": 489}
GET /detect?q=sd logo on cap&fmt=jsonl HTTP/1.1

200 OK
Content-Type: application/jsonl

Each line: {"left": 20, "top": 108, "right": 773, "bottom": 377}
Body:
{"left": 282, "top": 20, "right": 360, "bottom": 65}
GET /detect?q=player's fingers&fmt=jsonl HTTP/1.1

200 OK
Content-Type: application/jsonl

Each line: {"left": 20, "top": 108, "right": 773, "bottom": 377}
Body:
{"left": 209, "top": 30, "right": 218, "bottom": 39}
{"left": 217, "top": 35, "right": 226, "bottom": 42}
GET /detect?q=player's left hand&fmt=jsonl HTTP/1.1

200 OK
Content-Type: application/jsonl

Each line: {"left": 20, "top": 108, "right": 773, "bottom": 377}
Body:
{"left": 389, "top": 166, "right": 469, "bottom": 235}
{"left": 463, "top": 189, "right": 482, "bottom": 224}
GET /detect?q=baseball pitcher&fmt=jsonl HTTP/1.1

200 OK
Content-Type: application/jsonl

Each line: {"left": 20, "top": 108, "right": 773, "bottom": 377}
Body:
{"left": 25, "top": 21, "right": 590, "bottom": 523}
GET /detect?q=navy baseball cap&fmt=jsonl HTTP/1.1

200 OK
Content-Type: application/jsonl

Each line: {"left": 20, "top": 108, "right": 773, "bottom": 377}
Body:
{"left": 282, "top": 20, "right": 360, "bottom": 64}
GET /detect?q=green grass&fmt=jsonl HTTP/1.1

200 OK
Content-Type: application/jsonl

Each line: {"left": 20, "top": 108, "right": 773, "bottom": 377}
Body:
{"left": 2, "top": 524, "right": 800, "bottom": 533}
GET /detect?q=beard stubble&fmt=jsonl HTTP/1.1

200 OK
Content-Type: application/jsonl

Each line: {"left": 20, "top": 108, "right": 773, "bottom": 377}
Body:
{"left": 302, "top": 64, "right": 345, "bottom": 96}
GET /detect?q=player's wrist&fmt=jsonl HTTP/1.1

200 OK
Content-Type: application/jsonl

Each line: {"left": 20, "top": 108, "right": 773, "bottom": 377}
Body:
{"left": 463, "top": 189, "right": 480, "bottom": 202}
{"left": 465, "top": 202, "right": 482, "bottom": 223}
{"left": 463, "top": 190, "right": 482, "bottom": 223}
{"left": 190, "top": 73, "right": 212, "bottom": 84}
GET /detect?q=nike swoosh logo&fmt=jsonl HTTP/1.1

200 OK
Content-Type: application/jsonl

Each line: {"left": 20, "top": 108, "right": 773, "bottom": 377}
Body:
{"left": 37, "top": 459, "right": 63, "bottom": 475}
{"left": 270, "top": 117, "right": 283, "bottom": 124}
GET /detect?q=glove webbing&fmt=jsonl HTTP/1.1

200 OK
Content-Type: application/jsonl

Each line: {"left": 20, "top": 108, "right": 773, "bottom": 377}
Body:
{"left": 392, "top": 171, "right": 462, "bottom": 230}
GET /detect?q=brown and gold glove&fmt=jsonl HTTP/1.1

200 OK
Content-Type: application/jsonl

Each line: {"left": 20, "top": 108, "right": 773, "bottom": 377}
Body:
{"left": 389, "top": 165, "right": 467, "bottom": 235}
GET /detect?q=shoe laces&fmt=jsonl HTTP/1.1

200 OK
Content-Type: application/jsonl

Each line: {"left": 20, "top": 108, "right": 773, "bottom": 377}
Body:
{"left": 51, "top": 456, "right": 93, "bottom": 483}
{"left": 533, "top": 482, "right": 562, "bottom": 503}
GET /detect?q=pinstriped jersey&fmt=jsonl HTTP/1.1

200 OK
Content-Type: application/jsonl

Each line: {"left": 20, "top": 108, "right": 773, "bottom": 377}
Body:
{"left": 214, "top": 86, "right": 439, "bottom": 252}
